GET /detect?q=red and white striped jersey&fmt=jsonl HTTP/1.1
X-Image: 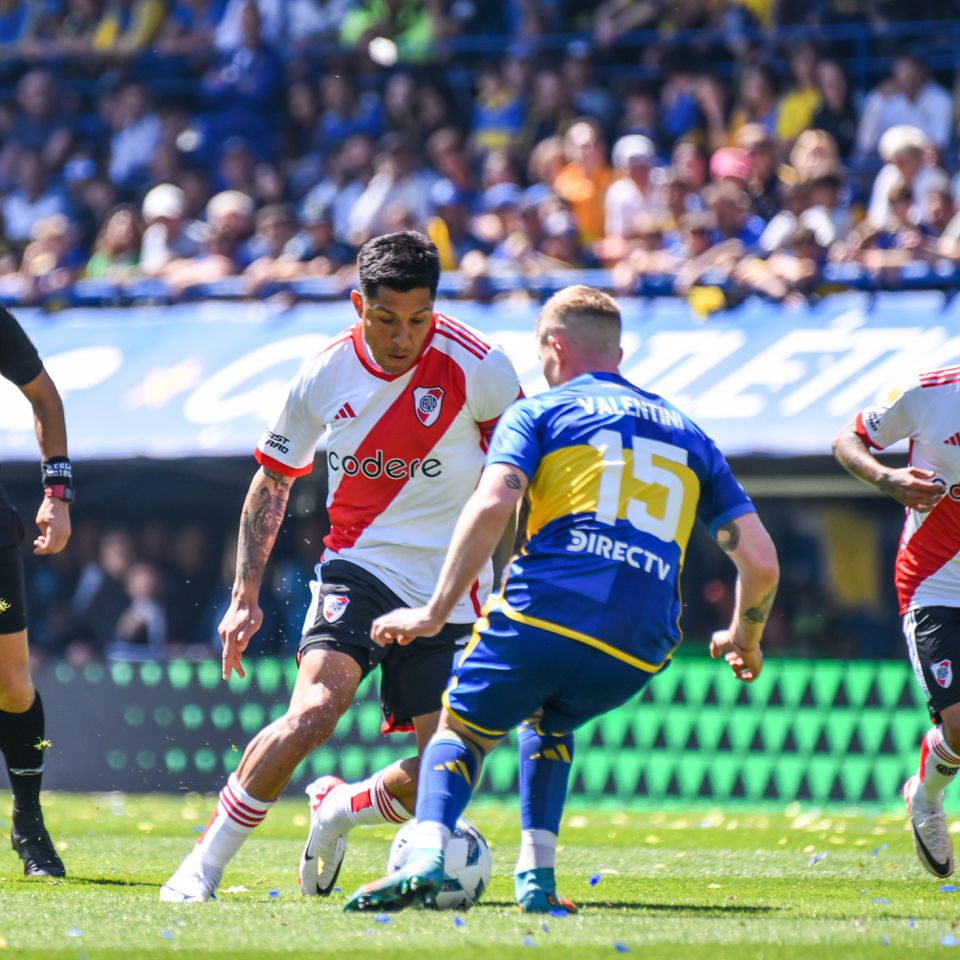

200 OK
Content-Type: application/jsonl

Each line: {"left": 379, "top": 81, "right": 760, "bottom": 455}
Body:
{"left": 855, "top": 365, "right": 960, "bottom": 614}
{"left": 255, "top": 313, "right": 521, "bottom": 621}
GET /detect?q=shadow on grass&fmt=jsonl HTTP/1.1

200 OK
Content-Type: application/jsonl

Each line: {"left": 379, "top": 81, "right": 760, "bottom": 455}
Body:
{"left": 57, "top": 876, "right": 158, "bottom": 889}
{"left": 481, "top": 900, "right": 779, "bottom": 914}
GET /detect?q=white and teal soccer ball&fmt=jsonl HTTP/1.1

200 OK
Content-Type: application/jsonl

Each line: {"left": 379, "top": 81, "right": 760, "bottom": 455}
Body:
{"left": 387, "top": 818, "right": 491, "bottom": 910}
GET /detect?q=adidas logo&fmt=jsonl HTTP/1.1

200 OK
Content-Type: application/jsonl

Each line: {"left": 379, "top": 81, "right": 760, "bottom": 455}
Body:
{"left": 944, "top": 432, "right": 960, "bottom": 446}
{"left": 334, "top": 403, "right": 356, "bottom": 421}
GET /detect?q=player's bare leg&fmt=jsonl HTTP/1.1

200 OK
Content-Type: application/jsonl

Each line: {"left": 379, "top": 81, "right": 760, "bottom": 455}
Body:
{"left": 0, "top": 628, "right": 63, "bottom": 878}
{"left": 904, "top": 701, "right": 960, "bottom": 878}
{"left": 300, "top": 710, "right": 440, "bottom": 896}
{"left": 161, "top": 649, "right": 361, "bottom": 902}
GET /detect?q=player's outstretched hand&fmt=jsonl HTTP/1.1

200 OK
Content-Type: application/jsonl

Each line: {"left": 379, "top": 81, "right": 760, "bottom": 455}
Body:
{"left": 371, "top": 607, "right": 442, "bottom": 647}
{"left": 880, "top": 466, "right": 945, "bottom": 512}
{"left": 710, "top": 629, "right": 763, "bottom": 683}
{"left": 33, "top": 496, "right": 70, "bottom": 555}
{"left": 219, "top": 598, "right": 263, "bottom": 680}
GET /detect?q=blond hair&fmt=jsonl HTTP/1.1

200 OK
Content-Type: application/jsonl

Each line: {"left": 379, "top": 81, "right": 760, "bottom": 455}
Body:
{"left": 537, "top": 285, "right": 621, "bottom": 354}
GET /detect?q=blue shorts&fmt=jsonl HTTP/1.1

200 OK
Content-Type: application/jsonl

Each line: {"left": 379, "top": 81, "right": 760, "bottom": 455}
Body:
{"left": 442, "top": 606, "right": 656, "bottom": 737}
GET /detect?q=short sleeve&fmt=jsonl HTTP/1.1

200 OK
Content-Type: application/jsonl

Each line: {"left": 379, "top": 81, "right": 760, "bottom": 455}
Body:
{"left": 465, "top": 345, "right": 522, "bottom": 448}
{"left": 0, "top": 307, "right": 42, "bottom": 386}
{"left": 254, "top": 355, "right": 328, "bottom": 477}
{"left": 484, "top": 400, "right": 541, "bottom": 482}
{"left": 855, "top": 381, "right": 921, "bottom": 450}
{"left": 695, "top": 434, "right": 755, "bottom": 537}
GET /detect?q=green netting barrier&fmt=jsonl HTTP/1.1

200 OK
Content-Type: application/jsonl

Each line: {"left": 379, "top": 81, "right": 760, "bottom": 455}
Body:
{"left": 40, "top": 656, "right": 933, "bottom": 803}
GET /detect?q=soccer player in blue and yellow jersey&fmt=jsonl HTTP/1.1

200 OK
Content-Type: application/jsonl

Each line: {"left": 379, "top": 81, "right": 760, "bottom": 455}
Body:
{"left": 344, "top": 285, "right": 780, "bottom": 914}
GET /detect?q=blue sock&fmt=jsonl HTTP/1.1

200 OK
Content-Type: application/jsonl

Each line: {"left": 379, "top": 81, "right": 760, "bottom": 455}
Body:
{"left": 519, "top": 726, "right": 574, "bottom": 836}
{"left": 415, "top": 733, "right": 482, "bottom": 833}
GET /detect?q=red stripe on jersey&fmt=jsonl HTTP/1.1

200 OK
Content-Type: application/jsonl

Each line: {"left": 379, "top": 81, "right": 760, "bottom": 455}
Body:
{"left": 350, "top": 321, "right": 437, "bottom": 381}
{"left": 436, "top": 315, "right": 491, "bottom": 353}
{"left": 895, "top": 497, "right": 960, "bottom": 614}
{"left": 854, "top": 412, "right": 883, "bottom": 450}
{"left": 324, "top": 348, "right": 467, "bottom": 552}
{"left": 920, "top": 364, "right": 960, "bottom": 381}
{"left": 435, "top": 327, "right": 486, "bottom": 360}
{"left": 921, "top": 373, "right": 960, "bottom": 388}
{"left": 254, "top": 448, "right": 313, "bottom": 478}
{"left": 469, "top": 580, "right": 481, "bottom": 617}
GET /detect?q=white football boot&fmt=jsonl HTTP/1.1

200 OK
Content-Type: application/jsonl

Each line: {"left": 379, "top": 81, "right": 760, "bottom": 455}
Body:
{"left": 299, "top": 776, "right": 348, "bottom": 896}
{"left": 904, "top": 774, "right": 955, "bottom": 878}
{"left": 160, "top": 847, "right": 222, "bottom": 902}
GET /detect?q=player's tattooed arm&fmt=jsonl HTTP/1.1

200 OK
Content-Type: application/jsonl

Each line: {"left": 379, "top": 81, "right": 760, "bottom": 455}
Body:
{"left": 742, "top": 585, "right": 777, "bottom": 625}
{"left": 235, "top": 467, "right": 293, "bottom": 594}
{"left": 503, "top": 472, "right": 522, "bottom": 490}
{"left": 716, "top": 520, "right": 741, "bottom": 553}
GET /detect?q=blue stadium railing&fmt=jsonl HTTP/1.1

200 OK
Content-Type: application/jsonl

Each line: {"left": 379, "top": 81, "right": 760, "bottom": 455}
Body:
{"left": 9, "top": 260, "right": 960, "bottom": 310}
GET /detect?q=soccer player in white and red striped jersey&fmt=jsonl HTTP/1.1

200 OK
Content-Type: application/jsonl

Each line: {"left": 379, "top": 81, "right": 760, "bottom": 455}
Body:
{"left": 834, "top": 364, "right": 960, "bottom": 878}
{"left": 160, "top": 232, "right": 521, "bottom": 902}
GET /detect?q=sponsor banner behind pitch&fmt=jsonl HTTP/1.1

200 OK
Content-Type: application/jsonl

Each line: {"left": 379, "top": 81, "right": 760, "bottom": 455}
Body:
{"left": 1, "top": 292, "right": 958, "bottom": 460}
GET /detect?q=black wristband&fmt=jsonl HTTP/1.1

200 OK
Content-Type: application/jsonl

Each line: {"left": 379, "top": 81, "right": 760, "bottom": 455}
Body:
{"left": 41, "top": 457, "right": 73, "bottom": 489}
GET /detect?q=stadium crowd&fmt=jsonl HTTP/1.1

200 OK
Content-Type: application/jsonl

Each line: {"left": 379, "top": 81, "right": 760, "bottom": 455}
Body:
{"left": 0, "top": 1, "right": 954, "bottom": 308}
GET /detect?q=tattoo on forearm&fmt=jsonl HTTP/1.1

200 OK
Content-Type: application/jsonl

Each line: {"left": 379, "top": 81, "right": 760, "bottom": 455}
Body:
{"left": 742, "top": 587, "right": 777, "bottom": 625}
{"left": 503, "top": 472, "right": 522, "bottom": 491}
{"left": 717, "top": 521, "right": 740, "bottom": 553}
{"left": 236, "top": 472, "right": 292, "bottom": 589}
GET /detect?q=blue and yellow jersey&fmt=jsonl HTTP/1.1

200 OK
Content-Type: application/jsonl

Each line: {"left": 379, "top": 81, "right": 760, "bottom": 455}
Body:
{"left": 485, "top": 371, "right": 754, "bottom": 672}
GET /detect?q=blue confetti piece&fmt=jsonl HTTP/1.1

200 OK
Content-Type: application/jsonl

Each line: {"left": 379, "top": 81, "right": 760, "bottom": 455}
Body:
{"left": 334, "top": 887, "right": 342, "bottom": 893}
{"left": 162, "top": 930, "right": 173, "bottom": 940}
{"left": 589, "top": 873, "right": 602, "bottom": 886}
{"left": 909, "top": 917, "right": 916, "bottom": 929}
{"left": 523, "top": 937, "right": 536, "bottom": 947}
{"left": 882, "top": 936, "right": 890, "bottom": 947}
{"left": 193, "top": 825, "right": 203, "bottom": 833}
{"left": 872, "top": 848, "right": 878, "bottom": 857}
{"left": 269, "top": 890, "right": 279, "bottom": 899}
{"left": 943, "top": 934, "right": 958, "bottom": 947}
{"left": 942, "top": 885, "right": 958, "bottom": 893}
{"left": 375, "top": 915, "right": 393, "bottom": 924}
{"left": 67, "top": 929, "right": 83, "bottom": 938}
{"left": 454, "top": 916, "right": 466, "bottom": 928}
{"left": 880, "top": 843, "right": 888, "bottom": 851}
{"left": 614, "top": 944, "right": 631, "bottom": 954}
{"left": 549, "top": 908, "right": 569, "bottom": 918}
{"left": 541, "top": 923, "right": 550, "bottom": 933}
{"left": 871, "top": 898, "right": 892, "bottom": 904}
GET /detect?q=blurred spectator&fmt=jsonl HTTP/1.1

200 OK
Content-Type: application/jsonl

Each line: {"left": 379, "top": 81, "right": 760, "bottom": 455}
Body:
{"left": 244, "top": 202, "right": 298, "bottom": 261}
{"left": 107, "top": 82, "right": 163, "bottom": 190}
{"left": 776, "top": 42, "right": 821, "bottom": 147}
{"left": 301, "top": 133, "right": 375, "bottom": 243}
{"left": 214, "top": 0, "right": 285, "bottom": 51}
{"left": 729, "top": 63, "right": 779, "bottom": 140}
{"left": 16, "top": 215, "right": 85, "bottom": 304}
{"left": 867, "top": 124, "right": 942, "bottom": 227}
{"left": 200, "top": 0, "right": 284, "bottom": 159}
{"left": 735, "top": 124, "right": 779, "bottom": 219}
{"left": 164, "top": 526, "right": 217, "bottom": 649}
{"left": 31, "top": 0, "right": 101, "bottom": 56}
{"left": 811, "top": 60, "right": 858, "bottom": 159}
{"left": 2, "top": 149, "right": 68, "bottom": 245}
{"left": 348, "top": 134, "right": 433, "bottom": 242}
{"left": 618, "top": 86, "right": 660, "bottom": 147}
{"left": 315, "top": 73, "right": 383, "bottom": 153}
{"left": 93, "top": 0, "right": 166, "bottom": 55}
{"left": 563, "top": 41, "right": 618, "bottom": 129}
{"left": 471, "top": 64, "right": 526, "bottom": 154}
{"left": 340, "top": 0, "right": 454, "bottom": 64}
{"left": 528, "top": 136, "right": 566, "bottom": 194}
{"left": 84, "top": 204, "right": 142, "bottom": 281}
{"left": 70, "top": 530, "right": 134, "bottom": 653}
{"left": 704, "top": 180, "right": 765, "bottom": 251}
{"left": 737, "top": 224, "right": 827, "bottom": 303}
{"left": 155, "top": 0, "right": 228, "bottom": 57}
{"left": 603, "top": 135, "right": 663, "bottom": 258}
{"left": 857, "top": 53, "right": 952, "bottom": 155}
{"left": 140, "top": 183, "right": 203, "bottom": 277}
{"left": 555, "top": 118, "right": 617, "bottom": 244}
{"left": 0, "top": 70, "right": 75, "bottom": 179}
{"left": 427, "top": 179, "right": 482, "bottom": 270}
{"left": 0, "top": 1, "right": 42, "bottom": 54}
{"left": 108, "top": 563, "right": 167, "bottom": 660}
{"left": 671, "top": 138, "right": 709, "bottom": 195}
{"left": 518, "top": 69, "right": 575, "bottom": 154}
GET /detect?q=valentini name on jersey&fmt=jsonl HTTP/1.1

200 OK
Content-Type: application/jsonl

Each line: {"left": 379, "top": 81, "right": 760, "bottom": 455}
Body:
{"left": 855, "top": 365, "right": 960, "bottom": 614}
{"left": 255, "top": 313, "right": 521, "bottom": 622}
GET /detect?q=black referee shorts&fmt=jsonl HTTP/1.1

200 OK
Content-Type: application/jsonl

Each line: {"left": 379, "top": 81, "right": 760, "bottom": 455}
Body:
{"left": 299, "top": 559, "right": 473, "bottom": 734}
{"left": 0, "top": 493, "right": 27, "bottom": 634}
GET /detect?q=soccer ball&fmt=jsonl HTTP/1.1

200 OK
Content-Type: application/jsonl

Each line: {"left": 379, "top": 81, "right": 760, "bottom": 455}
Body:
{"left": 387, "top": 818, "right": 491, "bottom": 910}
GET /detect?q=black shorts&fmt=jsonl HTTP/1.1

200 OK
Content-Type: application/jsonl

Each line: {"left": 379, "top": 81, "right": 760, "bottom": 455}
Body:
{"left": 0, "top": 544, "right": 27, "bottom": 634}
{"left": 905, "top": 606, "right": 960, "bottom": 719}
{"left": 299, "top": 559, "right": 472, "bottom": 733}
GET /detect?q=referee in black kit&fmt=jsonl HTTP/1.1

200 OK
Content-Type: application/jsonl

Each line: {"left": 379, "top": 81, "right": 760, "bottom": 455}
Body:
{"left": 0, "top": 306, "right": 73, "bottom": 877}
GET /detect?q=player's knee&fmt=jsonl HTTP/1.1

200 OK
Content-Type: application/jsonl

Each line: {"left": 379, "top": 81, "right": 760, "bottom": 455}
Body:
{"left": 0, "top": 679, "right": 35, "bottom": 714}
{"left": 941, "top": 712, "right": 960, "bottom": 755}
{"left": 282, "top": 700, "right": 342, "bottom": 750}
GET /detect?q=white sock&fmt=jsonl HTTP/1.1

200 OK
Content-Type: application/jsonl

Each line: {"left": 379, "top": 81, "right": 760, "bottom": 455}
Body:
{"left": 193, "top": 774, "right": 273, "bottom": 871}
{"left": 323, "top": 773, "right": 411, "bottom": 833}
{"left": 410, "top": 819, "right": 451, "bottom": 856}
{"left": 515, "top": 828, "right": 558, "bottom": 872}
{"left": 919, "top": 725, "right": 960, "bottom": 803}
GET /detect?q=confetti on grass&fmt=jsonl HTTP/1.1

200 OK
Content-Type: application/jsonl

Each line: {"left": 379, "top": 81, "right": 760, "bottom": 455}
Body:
{"left": 942, "top": 885, "right": 958, "bottom": 893}
{"left": 589, "top": 874, "right": 602, "bottom": 886}
{"left": 375, "top": 915, "right": 392, "bottom": 924}
{"left": 523, "top": 937, "right": 535, "bottom": 947}
{"left": 161, "top": 931, "right": 173, "bottom": 940}
{"left": 454, "top": 916, "right": 465, "bottom": 928}
{"left": 550, "top": 908, "right": 569, "bottom": 918}
{"left": 268, "top": 890, "right": 279, "bottom": 899}
{"left": 870, "top": 898, "right": 892, "bottom": 904}
{"left": 943, "top": 934, "right": 958, "bottom": 947}
{"left": 67, "top": 930, "right": 83, "bottom": 938}
{"left": 614, "top": 943, "right": 631, "bottom": 953}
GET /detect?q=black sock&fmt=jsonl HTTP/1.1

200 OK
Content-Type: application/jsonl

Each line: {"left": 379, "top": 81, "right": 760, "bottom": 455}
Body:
{"left": 0, "top": 692, "right": 45, "bottom": 832}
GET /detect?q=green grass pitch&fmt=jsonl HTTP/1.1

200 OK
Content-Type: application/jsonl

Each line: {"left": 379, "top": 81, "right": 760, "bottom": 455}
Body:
{"left": 1, "top": 793, "right": 959, "bottom": 958}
